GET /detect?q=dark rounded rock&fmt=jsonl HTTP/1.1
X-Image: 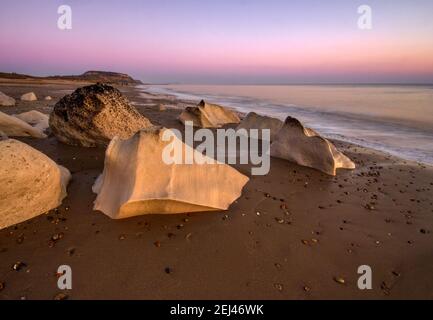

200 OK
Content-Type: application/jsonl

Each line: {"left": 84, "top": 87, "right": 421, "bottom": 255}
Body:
{"left": 49, "top": 83, "right": 153, "bottom": 147}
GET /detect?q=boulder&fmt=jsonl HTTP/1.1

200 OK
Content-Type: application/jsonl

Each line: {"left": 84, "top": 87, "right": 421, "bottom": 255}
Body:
{"left": 236, "top": 112, "right": 283, "bottom": 141}
{"left": 0, "top": 111, "right": 47, "bottom": 138}
{"left": 13, "top": 110, "right": 49, "bottom": 132}
{"left": 49, "top": 83, "right": 153, "bottom": 147}
{"left": 0, "top": 139, "right": 71, "bottom": 230}
{"left": 20, "top": 92, "right": 37, "bottom": 101}
{"left": 0, "top": 91, "right": 15, "bottom": 106}
{"left": 93, "top": 127, "right": 249, "bottom": 219}
{"left": 179, "top": 100, "right": 240, "bottom": 128}
{"left": 44, "top": 96, "right": 52, "bottom": 101}
{"left": 270, "top": 116, "right": 356, "bottom": 176}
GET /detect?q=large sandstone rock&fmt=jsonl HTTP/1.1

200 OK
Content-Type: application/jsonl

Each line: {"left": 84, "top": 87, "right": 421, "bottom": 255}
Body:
{"left": 93, "top": 127, "right": 249, "bottom": 219}
{"left": 236, "top": 112, "right": 283, "bottom": 141}
{"left": 179, "top": 100, "right": 240, "bottom": 128}
{"left": 49, "top": 83, "right": 153, "bottom": 147}
{"left": 13, "top": 110, "right": 49, "bottom": 132}
{"left": 21, "top": 92, "right": 37, "bottom": 101}
{"left": 0, "top": 139, "right": 71, "bottom": 230}
{"left": 0, "top": 91, "right": 15, "bottom": 106}
{"left": 270, "top": 116, "right": 356, "bottom": 176}
{"left": 0, "top": 111, "right": 47, "bottom": 138}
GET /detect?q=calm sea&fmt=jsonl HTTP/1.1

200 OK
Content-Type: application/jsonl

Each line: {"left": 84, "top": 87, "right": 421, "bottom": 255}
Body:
{"left": 140, "top": 84, "right": 433, "bottom": 165}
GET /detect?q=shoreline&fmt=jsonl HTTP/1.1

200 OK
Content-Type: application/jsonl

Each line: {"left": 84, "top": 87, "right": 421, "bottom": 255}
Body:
{"left": 138, "top": 84, "right": 433, "bottom": 166}
{"left": 1, "top": 79, "right": 433, "bottom": 299}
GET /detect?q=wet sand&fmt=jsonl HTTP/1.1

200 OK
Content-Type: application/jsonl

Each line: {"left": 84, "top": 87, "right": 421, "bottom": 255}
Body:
{"left": 1, "top": 80, "right": 433, "bottom": 300}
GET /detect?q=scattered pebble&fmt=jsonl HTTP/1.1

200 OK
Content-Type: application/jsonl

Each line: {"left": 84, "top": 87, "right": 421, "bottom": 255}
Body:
{"left": 380, "top": 281, "right": 391, "bottom": 295}
{"left": 53, "top": 292, "right": 69, "bottom": 300}
{"left": 0, "top": 281, "right": 4, "bottom": 291}
{"left": 12, "top": 261, "right": 27, "bottom": 271}
{"left": 274, "top": 283, "right": 283, "bottom": 291}
{"left": 334, "top": 276, "right": 346, "bottom": 285}
{"left": 154, "top": 241, "right": 161, "bottom": 248}
{"left": 67, "top": 247, "right": 76, "bottom": 256}
{"left": 164, "top": 267, "right": 172, "bottom": 274}
{"left": 275, "top": 217, "right": 285, "bottom": 224}
{"left": 364, "top": 204, "right": 375, "bottom": 211}
{"left": 16, "top": 234, "right": 24, "bottom": 244}
{"left": 51, "top": 233, "right": 64, "bottom": 242}
{"left": 392, "top": 271, "right": 401, "bottom": 277}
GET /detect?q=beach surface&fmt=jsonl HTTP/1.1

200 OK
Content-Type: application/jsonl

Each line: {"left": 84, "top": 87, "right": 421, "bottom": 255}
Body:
{"left": 1, "top": 79, "right": 433, "bottom": 300}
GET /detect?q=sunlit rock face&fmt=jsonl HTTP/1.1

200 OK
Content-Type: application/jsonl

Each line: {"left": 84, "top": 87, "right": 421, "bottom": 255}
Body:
{"left": 13, "top": 110, "right": 49, "bottom": 132}
{"left": 179, "top": 100, "right": 240, "bottom": 128}
{"left": 0, "top": 139, "right": 71, "bottom": 230}
{"left": 93, "top": 127, "right": 249, "bottom": 219}
{"left": 0, "top": 91, "right": 15, "bottom": 106}
{"left": 270, "top": 116, "right": 355, "bottom": 176}
{"left": 20, "top": 92, "right": 37, "bottom": 101}
{"left": 236, "top": 112, "right": 283, "bottom": 142}
{"left": 49, "top": 83, "right": 153, "bottom": 147}
{"left": 0, "top": 111, "right": 47, "bottom": 139}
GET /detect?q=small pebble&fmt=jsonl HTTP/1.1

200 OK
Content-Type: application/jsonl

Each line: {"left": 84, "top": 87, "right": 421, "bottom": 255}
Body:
{"left": 275, "top": 218, "right": 285, "bottom": 224}
{"left": 53, "top": 292, "right": 69, "bottom": 300}
{"left": 51, "top": 233, "right": 64, "bottom": 242}
{"left": 334, "top": 276, "right": 346, "bottom": 285}
{"left": 364, "top": 204, "right": 375, "bottom": 211}
{"left": 67, "top": 247, "right": 76, "bottom": 256}
{"left": 274, "top": 283, "right": 283, "bottom": 291}
{"left": 12, "top": 261, "right": 27, "bottom": 271}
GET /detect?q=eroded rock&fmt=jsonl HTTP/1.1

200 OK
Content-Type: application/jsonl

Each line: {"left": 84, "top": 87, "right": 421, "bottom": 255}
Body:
{"left": 0, "top": 91, "right": 15, "bottom": 106}
{"left": 13, "top": 110, "right": 49, "bottom": 132}
{"left": 0, "top": 139, "right": 71, "bottom": 230}
{"left": 20, "top": 92, "right": 37, "bottom": 101}
{"left": 93, "top": 127, "right": 249, "bottom": 218}
{"left": 0, "top": 111, "right": 47, "bottom": 139}
{"left": 236, "top": 112, "right": 283, "bottom": 141}
{"left": 179, "top": 100, "right": 240, "bottom": 128}
{"left": 270, "top": 116, "right": 355, "bottom": 176}
{"left": 49, "top": 83, "right": 153, "bottom": 147}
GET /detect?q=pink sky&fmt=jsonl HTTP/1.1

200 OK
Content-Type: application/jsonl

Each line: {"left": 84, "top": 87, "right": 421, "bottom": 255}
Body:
{"left": 1, "top": 0, "right": 433, "bottom": 83}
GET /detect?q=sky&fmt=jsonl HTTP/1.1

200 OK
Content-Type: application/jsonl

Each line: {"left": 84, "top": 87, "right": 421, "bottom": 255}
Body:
{"left": 1, "top": 0, "right": 433, "bottom": 84}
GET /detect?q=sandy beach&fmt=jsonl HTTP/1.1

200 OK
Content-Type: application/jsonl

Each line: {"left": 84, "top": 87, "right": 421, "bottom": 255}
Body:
{"left": 1, "top": 79, "right": 433, "bottom": 300}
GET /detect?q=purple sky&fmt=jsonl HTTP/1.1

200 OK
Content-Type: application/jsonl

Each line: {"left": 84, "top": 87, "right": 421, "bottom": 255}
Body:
{"left": 1, "top": 0, "right": 433, "bottom": 84}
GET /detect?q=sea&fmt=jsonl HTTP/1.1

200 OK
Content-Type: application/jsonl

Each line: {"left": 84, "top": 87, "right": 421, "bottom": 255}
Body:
{"left": 139, "top": 84, "right": 433, "bottom": 165}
